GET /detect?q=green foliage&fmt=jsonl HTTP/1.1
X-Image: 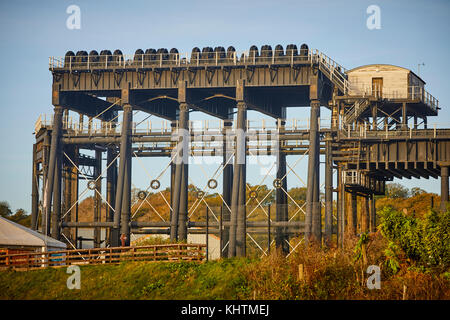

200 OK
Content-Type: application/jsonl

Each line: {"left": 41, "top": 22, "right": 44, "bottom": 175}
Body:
{"left": 289, "top": 187, "right": 307, "bottom": 202}
{"left": 384, "top": 241, "right": 401, "bottom": 274}
{"left": 379, "top": 206, "right": 450, "bottom": 270}
{"left": 0, "top": 201, "right": 12, "bottom": 218}
{"left": 385, "top": 183, "right": 410, "bottom": 199}
{"left": 353, "top": 232, "right": 370, "bottom": 263}
{"left": 0, "top": 202, "right": 30, "bottom": 226}
{"left": 411, "top": 187, "right": 426, "bottom": 197}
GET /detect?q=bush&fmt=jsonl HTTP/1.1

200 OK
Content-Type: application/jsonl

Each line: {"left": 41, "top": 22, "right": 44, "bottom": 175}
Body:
{"left": 379, "top": 206, "right": 450, "bottom": 270}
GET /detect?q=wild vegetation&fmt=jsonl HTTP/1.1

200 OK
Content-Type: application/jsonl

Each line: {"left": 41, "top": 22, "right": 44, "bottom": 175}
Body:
{"left": 0, "top": 183, "right": 448, "bottom": 300}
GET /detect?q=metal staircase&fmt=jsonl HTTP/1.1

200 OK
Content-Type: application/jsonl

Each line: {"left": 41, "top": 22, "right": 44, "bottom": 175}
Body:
{"left": 343, "top": 98, "right": 370, "bottom": 125}
{"left": 312, "top": 51, "right": 349, "bottom": 94}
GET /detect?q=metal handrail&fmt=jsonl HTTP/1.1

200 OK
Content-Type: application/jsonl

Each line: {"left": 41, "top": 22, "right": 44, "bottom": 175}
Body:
{"left": 348, "top": 85, "right": 438, "bottom": 111}
{"left": 35, "top": 115, "right": 333, "bottom": 135}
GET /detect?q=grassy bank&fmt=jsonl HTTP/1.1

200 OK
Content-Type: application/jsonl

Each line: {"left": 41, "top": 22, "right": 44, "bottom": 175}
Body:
{"left": 1, "top": 207, "right": 449, "bottom": 300}
{"left": 1, "top": 241, "right": 448, "bottom": 300}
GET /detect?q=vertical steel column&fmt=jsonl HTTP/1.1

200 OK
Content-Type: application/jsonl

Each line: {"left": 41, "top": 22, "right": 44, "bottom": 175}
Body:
{"left": 170, "top": 121, "right": 177, "bottom": 226}
{"left": 172, "top": 102, "right": 189, "bottom": 241}
{"left": 361, "top": 196, "right": 370, "bottom": 233}
{"left": 62, "top": 146, "right": 74, "bottom": 242}
{"left": 113, "top": 104, "right": 132, "bottom": 246}
{"left": 229, "top": 81, "right": 247, "bottom": 258}
{"left": 348, "top": 192, "right": 357, "bottom": 236}
{"left": 221, "top": 117, "right": 233, "bottom": 257}
{"left": 44, "top": 106, "right": 63, "bottom": 237}
{"left": 178, "top": 151, "right": 189, "bottom": 240}
{"left": 338, "top": 170, "right": 346, "bottom": 248}
{"left": 441, "top": 166, "right": 449, "bottom": 212}
{"left": 275, "top": 117, "right": 289, "bottom": 254}
{"left": 31, "top": 144, "right": 39, "bottom": 230}
{"left": 370, "top": 194, "right": 376, "bottom": 232}
{"left": 94, "top": 149, "right": 102, "bottom": 247}
{"left": 106, "top": 147, "right": 117, "bottom": 246}
{"left": 267, "top": 204, "right": 271, "bottom": 254}
{"left": 178, "top": 103, "right": 190, "bottom": 241}
{"left": 402, "top": 102, "right": 407, "bottom": 129}
{"left": 51, "top": 128, "right": 62, "bottom": 240}
{"left": 72, "top": 147, "right": 79, "bottom": 247}
{"left": 336, "top": 166, "right": 341, "bottom": 247}
{"left": 120, "top": 107, "right": 132, "bottom": 247}
{"left": 235, "top": 101, "right": 247, "bottom": 257}
{"left": 372, "top": 104, "right": 378, "bottom": 131}
{"left": 41, "top": 132, "right": 50, "bottom": 232}
{"left": 306, "top": 99, "right": 320, "bottom": 244}
{"left": 324, "top": 135, "right": 333, "bottom": 245}
{"left": 206, "top": 207, "right": 209, "bottom": 261}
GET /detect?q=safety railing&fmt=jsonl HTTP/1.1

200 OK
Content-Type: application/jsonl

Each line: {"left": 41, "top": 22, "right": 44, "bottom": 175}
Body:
{"left": 339, "top": 123, "right": 450, "bottom": 140}
{"left": 35, "top": 115, "right": 332, "bottom": 136}
{"left": 49, "top": 50, "right": 311, "bottom": 70}
{"left": 312, "top": 50, "right": 348, "bottom": 94}
{"left": 49, "top": 49, "right": 345, "bottom": 71}
{"left": 0, "top": 244, "right": 206, "bottom": 270}
{"left": 342, "top": 170, "right": 385, "bottom": 194}
{"left": 408, "top": 86, "right": 439, "bottom": 111}
{"left": 347, "top": 85, "right": 438, "bottom": 112}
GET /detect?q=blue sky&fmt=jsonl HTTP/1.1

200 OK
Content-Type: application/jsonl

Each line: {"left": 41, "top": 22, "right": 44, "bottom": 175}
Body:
{"left": 0, "top": 0, "right": 449, "bottom": 212}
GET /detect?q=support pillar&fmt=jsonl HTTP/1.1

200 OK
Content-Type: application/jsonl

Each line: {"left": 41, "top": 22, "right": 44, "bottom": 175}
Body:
{"left": 221, "top": 117, "right": 233, "bottom": 257}
{"left": 106, "top": 147, "right": 117, "bottom": 247}
{"left": 441, "top": 166, "right": 449, "bottom": 212}
{"left": 369, "top": 194, "right": 376, "bottom": 232}
{"left": 347, "top": 192, "right": 357, "bottom": 236}
{"left": 31, "top": 144, "right": 39, "bottom": 230}
{"left": 337, "top": 166, "right": 343, "bottom": 247}
{"left": 94, "top": 149, "right": 102, "bottom": 248}
{"left": 51, "top": 129, "right": 62, "bottom": 240}
{"left": 402, "top": 102, "right": 407, "bottom": 129}
{"left": 275, "top": 116, "right": 289, "bottom": 254}
{"left": 229, "top": 83, "right": 247, "bottom": 257}
{"left": 72, "top": 148, "right": 79, "bottom": 246}
{"left": 113, "top": 103, "right": 132, "bottom": 246}
{"left": 361, "top": 196, "right": 370, "bottom": 233}
{"left": 62, "top": 146, "right": 75, "bottom": 243}
{"left": 235, "top": 101, "right": 247, "bottom": 257}
{"left": 306, "top": 99, "right": 321, "bottom": 244}
{"left": 172, "top": 101, "right": 189, "bottom": 241}
{"left": 44, "top": 106, "right": 63, "bottom": 238}
{"left": 120, "top": 139, "right": 132, "bottom": 246}
{"left": 41, "top": 132, "right": 50, "bottom": 233}
{"left": 372, "top": 104, "right": 378, "bottom": 131}
{"left": 324, "top": 135, "right": 333, "bottom": 245}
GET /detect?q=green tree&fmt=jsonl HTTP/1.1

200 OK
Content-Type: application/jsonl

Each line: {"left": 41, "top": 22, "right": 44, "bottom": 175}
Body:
{"left": 385, "top": 183, "right": 409, "bottom": 199}
{"left": 0, "top": 201, "right": 12, "bottom": 218}
{"left": 289, "top": 187, "right": 307, "bottom": 202}
{"left": 9, "top": 209, "right": 31, "bottom": 227}
{"left": 411, "top": 187, "right": 426, "bottom": 197}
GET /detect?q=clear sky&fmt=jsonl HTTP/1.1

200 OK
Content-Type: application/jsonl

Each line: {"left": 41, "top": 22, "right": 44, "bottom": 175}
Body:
{"left": 0, "top": 0, "right": 449, "bottom": 213}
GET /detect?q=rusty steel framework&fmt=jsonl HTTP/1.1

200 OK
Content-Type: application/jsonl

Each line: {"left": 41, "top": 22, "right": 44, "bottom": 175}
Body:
{"left": 30, "top": 44, "right": 450, "bottom": 257}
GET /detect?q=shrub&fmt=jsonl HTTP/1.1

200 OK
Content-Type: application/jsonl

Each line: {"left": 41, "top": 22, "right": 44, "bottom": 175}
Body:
{"left": 379, "top": 206, "right": 450, "bottom": 270}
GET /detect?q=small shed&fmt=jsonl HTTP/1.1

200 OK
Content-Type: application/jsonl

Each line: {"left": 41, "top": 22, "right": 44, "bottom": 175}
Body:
{"left": 347, "top": 64, "right": 425, "bottom": 99}
{"left": 0, "top": 216, "right": 67, "bottom": 254}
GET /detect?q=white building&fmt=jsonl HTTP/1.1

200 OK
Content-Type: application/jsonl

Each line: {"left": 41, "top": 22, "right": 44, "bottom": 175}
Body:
{"left": 0, "top": 216, "right": 67, "bottom": 254}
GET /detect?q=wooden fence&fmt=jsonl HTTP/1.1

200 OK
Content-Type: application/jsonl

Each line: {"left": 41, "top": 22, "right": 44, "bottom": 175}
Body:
{"left": 0, "top": 244, "right": 206, "bottom": 271}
